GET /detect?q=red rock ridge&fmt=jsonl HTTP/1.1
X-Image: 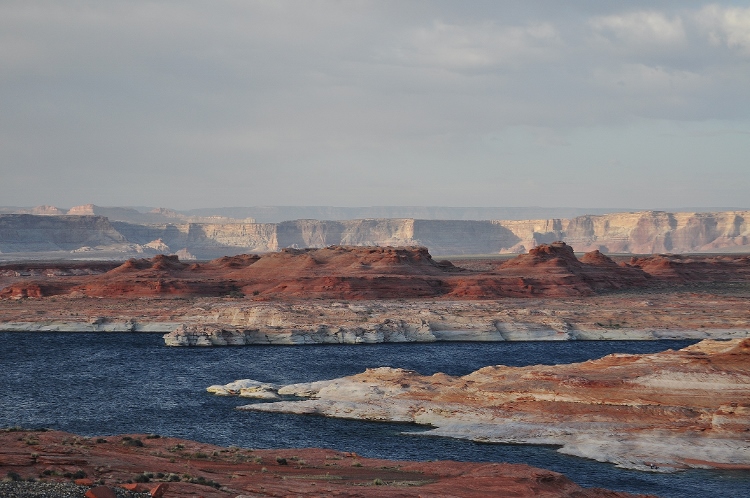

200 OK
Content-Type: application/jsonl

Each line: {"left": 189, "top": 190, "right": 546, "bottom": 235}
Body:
{"left": 2, "top": 243, "right": 750, "bottom": 300}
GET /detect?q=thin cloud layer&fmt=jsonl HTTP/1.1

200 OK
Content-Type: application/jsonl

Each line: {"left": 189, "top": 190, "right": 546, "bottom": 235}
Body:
{"left": 0, "top": 1, "right": 748, "bottom": 209}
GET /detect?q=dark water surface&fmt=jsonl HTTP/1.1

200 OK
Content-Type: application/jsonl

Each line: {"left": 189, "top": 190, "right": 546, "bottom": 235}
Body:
{"left": 1, "top": 333, "right": 747, "bottom": 497}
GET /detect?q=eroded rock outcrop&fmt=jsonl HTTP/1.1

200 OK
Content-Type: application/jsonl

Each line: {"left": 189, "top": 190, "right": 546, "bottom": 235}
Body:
{"left": 230, "top": 339, "right": 750, "bottom": 472}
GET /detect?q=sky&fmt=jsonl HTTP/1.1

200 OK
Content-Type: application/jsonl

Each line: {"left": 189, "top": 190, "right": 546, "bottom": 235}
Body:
{"left": 1, "top": 1, "right": 749, "bottom": 210}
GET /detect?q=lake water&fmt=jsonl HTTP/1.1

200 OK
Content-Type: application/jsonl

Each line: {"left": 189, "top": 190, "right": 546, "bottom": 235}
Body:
{"left": 1, "top": 333, "right": 748, "bottom": 497}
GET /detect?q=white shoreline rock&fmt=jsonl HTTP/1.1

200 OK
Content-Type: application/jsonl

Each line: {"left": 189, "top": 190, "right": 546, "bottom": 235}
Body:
{"left": 164, "top": 321, "right": 750, "bottom": 346}
{"left": 207, "top": 379, "right": 280, "bottom": 399}
{"left": 0, "top": 321, "right": 177, "bottom": 332}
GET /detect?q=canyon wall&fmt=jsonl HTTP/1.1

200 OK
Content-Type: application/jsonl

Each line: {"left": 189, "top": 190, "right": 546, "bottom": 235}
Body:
{"left": 1, "top": 210, "right": 748, "bottom": 258}
{"left": 0, "top": 215, "right": 127, "bottom": 253}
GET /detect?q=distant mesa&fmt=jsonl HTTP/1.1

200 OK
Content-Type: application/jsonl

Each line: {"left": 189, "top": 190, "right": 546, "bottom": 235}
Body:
{"left": 31, "top": 205, "right": 65, "bottom": 215}
{"left": 0, "top": 207, "right": 749, "bottom": 260}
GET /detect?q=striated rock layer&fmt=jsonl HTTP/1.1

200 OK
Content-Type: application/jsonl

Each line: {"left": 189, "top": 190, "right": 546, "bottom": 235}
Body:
{"left": 1, "top": 209, "right": 750, "bottom": 259}
{"left": 0, "top": 429, "right": 645, "bottom": 498}
{"left": 226, "top": 339, "right": 750, "bottom": 472}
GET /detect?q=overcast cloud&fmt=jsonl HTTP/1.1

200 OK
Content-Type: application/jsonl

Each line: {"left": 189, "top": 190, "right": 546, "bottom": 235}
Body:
{"left": 1, "top": 1, "right": 749, "bottom": 210}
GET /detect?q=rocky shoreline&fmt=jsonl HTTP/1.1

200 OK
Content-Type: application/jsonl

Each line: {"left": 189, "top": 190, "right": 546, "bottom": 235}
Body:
{"left": 0, "top": 321, "right": 176, "bottom": 333}
{"left": 210, "top": 339, "right": 750, "bottom": 473}
{"left": 163, "top": 321, "right": 750, "bottom": 346}
{"left": 0, "top": 430, "right": 646, "bottom": 498}
{"left": 2, "top": 294, "right": 750, "bottom": 345}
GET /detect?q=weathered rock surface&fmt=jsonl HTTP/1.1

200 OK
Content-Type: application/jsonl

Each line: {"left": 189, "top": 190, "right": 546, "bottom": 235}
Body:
{"left": 0, "top": 430, "right": 645, "bottom": 498}
{"left": 165, "top": 282, "right": 750, "bottom": 346}
{"left": 233, "top": 339, "right": 750, "bottom": 472}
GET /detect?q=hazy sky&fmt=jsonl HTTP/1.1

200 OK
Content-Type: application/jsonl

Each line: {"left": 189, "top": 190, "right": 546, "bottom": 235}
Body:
{"left": 1, "top": 1, "right": 749, "bottom": 210}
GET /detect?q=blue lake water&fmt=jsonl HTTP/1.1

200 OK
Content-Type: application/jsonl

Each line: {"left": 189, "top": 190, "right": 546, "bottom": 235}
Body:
{"left": 1, "top": 332, "right": 748, "bottom": 497}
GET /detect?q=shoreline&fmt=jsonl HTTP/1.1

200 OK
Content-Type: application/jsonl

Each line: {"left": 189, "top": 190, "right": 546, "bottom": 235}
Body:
{"left": 224, "top": 339, "right": 750, "bottom": 473}
{"left": 163, "top": 323, "right": 750, "bottom": 346}
{"left": 0, "top": 429, "right": 646, "bottom": 498}
{"left": 2, "top": 320, "right": 749, "bottom": 345}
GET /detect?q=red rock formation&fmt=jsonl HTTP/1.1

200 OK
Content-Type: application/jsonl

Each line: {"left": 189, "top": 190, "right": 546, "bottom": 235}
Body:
{"left": 2, "top": 243, "right": 750, "bottom": 300}
{"left": 0, "top": 430, "right": 646, "bottom": 497}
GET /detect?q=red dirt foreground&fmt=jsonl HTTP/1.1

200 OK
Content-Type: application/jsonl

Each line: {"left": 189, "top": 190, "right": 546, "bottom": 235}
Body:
{"left": 2, "top": 243, "right": 750, "bottom": 300}
{"left": 0, "top": 429, "right": 649, "bottom": 498}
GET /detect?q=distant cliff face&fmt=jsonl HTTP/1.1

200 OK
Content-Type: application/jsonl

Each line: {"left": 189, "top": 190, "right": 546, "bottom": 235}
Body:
{"left": 0, "top": 210, "right": 748, "bottom": 259}
{"left": 0, "top": 215, "right": 126, "bottom": 253}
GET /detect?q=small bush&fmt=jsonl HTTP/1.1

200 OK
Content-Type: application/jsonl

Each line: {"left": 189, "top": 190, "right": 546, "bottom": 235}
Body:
{"left": 71, "top": 470, "right": 86, "bottom": 479}
{"left": 122, "top": 438, "right": 144, "bottom": 447}
{"left": 95, "top": 438, "right": 108, "bottom": 444}
{"left": 5, "top": 471, "right": 21, "bottom": 482}
{"left": 133, "top": 473, "right": 150, "bottom": 483}
{"left": 145, "top": 434, "right": 161, "bottom": 439}
{"left": 275, "top": 456, "right": 287, "bottom": 465}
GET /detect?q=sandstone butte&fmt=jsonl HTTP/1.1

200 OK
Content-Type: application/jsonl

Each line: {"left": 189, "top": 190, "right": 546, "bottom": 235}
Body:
{"left": 208, "top": 338, "right": 750, "bottom": 474}
{"left": 0, "top": 430, "right": 647, "bottom": 498}
{"left": 3, "top": 242, "right": 750, "bottom": 301}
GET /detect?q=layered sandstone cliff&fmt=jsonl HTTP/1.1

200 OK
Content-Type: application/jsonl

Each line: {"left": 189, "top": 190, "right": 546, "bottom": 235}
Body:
{"left": 1, "top": 210, "right": 749, "bottom": 259}
{"left": 224, "top": 339, "right": 750, "bottom": 473}
{"left": 501, "top": 211, "right": 750, "bottom": 254}
{"left": 0, "top": 214, "right": 128, "bottom": 253}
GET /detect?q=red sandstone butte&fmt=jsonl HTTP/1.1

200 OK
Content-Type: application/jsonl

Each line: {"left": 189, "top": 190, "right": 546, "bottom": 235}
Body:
{"left": 3, "top": 243, "right": 750, "bottom": 301}
{"left": 0, "top": 429, "right": 648, "bottom": 498}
